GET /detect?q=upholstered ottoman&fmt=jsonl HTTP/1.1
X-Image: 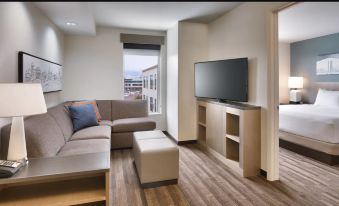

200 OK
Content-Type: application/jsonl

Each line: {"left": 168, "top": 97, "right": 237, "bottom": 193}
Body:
{"left": 133, "top": 130, "right": 179, "bottom": 188}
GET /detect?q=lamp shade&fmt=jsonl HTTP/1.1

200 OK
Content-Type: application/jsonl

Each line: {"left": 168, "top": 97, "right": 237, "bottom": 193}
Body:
{"left": 0, "top": 83, "right": 47, "bottom": 117}
{"left": 288, "top": 77, "right": 303, "bottom": 89}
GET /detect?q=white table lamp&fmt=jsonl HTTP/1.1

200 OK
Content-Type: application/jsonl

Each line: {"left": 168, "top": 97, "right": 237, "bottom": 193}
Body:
{"left": 288, "top": 77, "right": 303, "bottom": 103}
{"left": 0, "top": 83, "right": 47, "bottom": 163}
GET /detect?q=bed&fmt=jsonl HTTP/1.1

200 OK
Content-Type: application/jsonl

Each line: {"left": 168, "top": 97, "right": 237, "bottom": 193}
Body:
{"left": 279, "top": 89, "right": 339, "bottom": 165}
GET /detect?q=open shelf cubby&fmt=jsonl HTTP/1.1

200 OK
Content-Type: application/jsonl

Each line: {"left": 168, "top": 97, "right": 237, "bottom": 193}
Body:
{"left": 198, "top": 105, "right": 206, "bottom": 126}
{"left": 226, "top": 112, "right": 240, "bottom": 137}
{"left": 197, "top": 103, "right": 207, "bottom": 144}
{"left": 198, "top": 124, "right": 206, "bottom": 143}
{"left": 226, "top": 137, "right": 240, "bottom": 163}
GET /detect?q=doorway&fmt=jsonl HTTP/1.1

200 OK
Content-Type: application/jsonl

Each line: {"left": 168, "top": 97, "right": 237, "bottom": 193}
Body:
{"left": 273, "top": 2, "right": 339, "bottom": 181}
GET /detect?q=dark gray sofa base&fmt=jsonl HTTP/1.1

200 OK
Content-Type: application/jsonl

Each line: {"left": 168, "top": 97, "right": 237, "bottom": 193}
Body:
{"left": 111, "top": 132, "right": 134, "bottom": 149}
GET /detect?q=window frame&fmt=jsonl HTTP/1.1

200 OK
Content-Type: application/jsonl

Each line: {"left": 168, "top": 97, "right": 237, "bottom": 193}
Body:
{"left": 123, "top": 48, "right": 161, "bottom": 114}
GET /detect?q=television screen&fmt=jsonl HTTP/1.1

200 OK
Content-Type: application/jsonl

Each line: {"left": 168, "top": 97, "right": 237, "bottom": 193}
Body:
{"left": 194, "top": 58, "right": 248, "bottom": 102}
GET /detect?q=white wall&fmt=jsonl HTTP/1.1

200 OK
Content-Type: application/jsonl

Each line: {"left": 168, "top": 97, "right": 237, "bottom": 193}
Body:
{"left": 208, "top": 2, "right": 286, "bottom": 171}
{"left": 279, "top": 42, "right": 290, "bottom": 103}
{"left": 166, "top": 22, "right": 208, "bottom": 141}
{"left": 178, "top": 22, "right": 208, "bottom": 141}
{"left": 166, "top": 24, "right": 179, "bottom": 139}
{"left": 63, "top": 27, "right": 124, "bottom": 101}
{"left": 0, "top": 2, "right": 64, "bottom": 127}
{"left": 63, "top": 27, "right": 167, "bottom": 130}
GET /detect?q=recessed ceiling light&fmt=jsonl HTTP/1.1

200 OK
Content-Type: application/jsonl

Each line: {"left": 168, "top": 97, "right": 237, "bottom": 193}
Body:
{"left": 66, "top": 22, "right": 77, "bottom": 26}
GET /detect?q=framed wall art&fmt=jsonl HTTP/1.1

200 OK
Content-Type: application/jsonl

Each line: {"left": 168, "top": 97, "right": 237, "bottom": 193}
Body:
{"left": 18, "top": 51, "right": 63, "bottom": 93}
{"left": 316, "top": 53, "right": 339, "bottom": 75}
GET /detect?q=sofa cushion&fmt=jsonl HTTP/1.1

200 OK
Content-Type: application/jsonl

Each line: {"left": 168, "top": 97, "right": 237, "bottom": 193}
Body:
{"left": 99, "top": 120, "right": 113, "bottom": 127}
{"left": 23, "top": 113, "right": 66, "bottom": 158}
{"left": 0, "top": 114, "right": 66, "bottom": 159}
{"left": 57, "top": 139, "right": 110, "bottom": 157}
{"left": 68, "top": 104, "right": 99, "bottom": 132}
{"left": 97, "top": 100, "right": 112, "bottom": 121}
{"left": 111, "top": 100, "right": 148, "bottom": 121}
{"left": 70, "top": 125, "right": 111, "bottom": 141}
{"left": 112, "top": 117, "right": 156, "bottom": 133}
{"left": 48, "top": 105, "right": 74, "bottom": 141}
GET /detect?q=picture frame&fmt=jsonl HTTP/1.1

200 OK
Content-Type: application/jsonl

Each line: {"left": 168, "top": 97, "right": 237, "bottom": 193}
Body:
{"left": 18, "top": 51, "right": 63, "bottom": 93}
{"left": 316, "top": 53, "right": 339, "bottom": 75}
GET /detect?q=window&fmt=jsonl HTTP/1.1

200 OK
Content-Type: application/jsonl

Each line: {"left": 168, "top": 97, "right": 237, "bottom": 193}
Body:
{"left": 150, "top": 75, "right": 153, "bottom": 89}
{"left": 154, "top": 74, "right": 157, "bottom": 90}
{"left": 150, "top": 97, "right": 154, "bottom": 112}
{"left": 154, "top": 98, "right": 157, "bottom": 112}
{"left": 146, "top": 77, "right": 148, "bottom": 89}
{"left": 123, "top": 48, "right": 160, "bottom": 113}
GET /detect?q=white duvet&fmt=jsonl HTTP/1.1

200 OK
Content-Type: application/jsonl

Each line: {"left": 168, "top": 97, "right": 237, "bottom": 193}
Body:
{"left": 279, "top": 104, "right": 339, "bottom": 143}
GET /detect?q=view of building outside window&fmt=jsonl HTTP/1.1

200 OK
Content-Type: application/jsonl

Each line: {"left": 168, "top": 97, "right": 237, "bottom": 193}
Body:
{"left": 123, "top": 49, "right": 160, "bottom": 113}
{"left": 142, "top": 65, "right": 158, "bottom": 113}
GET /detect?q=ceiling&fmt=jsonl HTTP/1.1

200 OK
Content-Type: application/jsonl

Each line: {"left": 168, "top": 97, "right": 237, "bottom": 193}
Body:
{"left": 34, "top": 2, "right": 96, "bottom": 35}
{"left": 279, "top": 2, "right": 339, "bottom": 43}
{"left": 34, "top": 2, "right": 241, "bottom": 35}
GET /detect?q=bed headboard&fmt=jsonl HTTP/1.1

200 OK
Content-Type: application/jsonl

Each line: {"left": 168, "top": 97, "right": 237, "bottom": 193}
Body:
{"left": 304, "top": 82, "right": 339, "bottom": 103}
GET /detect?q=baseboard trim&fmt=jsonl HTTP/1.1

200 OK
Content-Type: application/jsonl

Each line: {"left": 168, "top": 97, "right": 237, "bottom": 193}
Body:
{"left": 141, "top": 179, "right": 178, "bottom": 188}
{"left": 162, "top": 131, "right": 198, "bottom": 145}
{"left": 111, "top": 147, "right": 132, "bottom": 151}
{"left": 177, "top": 140, "right": 198, "bottom": 145}
{"left": 260, "top": 169, "right": 267, "bottom": 178}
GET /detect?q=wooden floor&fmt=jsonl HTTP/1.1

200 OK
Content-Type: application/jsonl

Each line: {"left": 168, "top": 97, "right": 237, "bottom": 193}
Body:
{"left": 110, "top": 144, "right": 339, "bottom": 206}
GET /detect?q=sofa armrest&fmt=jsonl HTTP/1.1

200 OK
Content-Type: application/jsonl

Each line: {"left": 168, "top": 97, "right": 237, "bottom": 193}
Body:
{"left": 112, "top": 100, "right": 148, "bottom": 121}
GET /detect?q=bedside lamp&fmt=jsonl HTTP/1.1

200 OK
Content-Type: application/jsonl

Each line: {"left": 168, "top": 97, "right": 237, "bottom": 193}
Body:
{"left": 0, "top": 83, "right": 47, "bottom": 163}
{"left": 288, "top": 77, "right": 303, "bottom": 104}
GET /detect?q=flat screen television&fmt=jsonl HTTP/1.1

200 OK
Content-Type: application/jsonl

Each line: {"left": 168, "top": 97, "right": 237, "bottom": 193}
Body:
{"left": 194, "top": 58, "right": 248, "bottom": 102}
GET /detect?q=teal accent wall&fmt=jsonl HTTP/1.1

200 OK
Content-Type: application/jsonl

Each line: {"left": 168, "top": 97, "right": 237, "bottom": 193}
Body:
{"left": 291, "top": 33, "right": 339, "bottom": 103}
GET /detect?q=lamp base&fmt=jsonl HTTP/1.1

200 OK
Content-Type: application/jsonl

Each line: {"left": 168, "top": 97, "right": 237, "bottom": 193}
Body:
{"left": 7, "top": 116, "right": 28, "bottom": 163}
{"left": 16, "top": 157, "right": 29, "bottom": 166}
{"left": 289, "top": 89, "right": 302, "bottom": 103}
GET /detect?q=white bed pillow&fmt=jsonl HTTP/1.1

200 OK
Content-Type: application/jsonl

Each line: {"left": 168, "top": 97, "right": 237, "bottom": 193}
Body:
{"left": 314, "top": 88, "right": 339, "bottom": 108}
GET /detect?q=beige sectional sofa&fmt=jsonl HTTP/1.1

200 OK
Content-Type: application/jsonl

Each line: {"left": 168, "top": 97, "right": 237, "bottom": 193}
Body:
{"left": 97, "top": 100, "right": 156, "bottom": 149}
{"left": 0, "top": 100, "right": 156, "bottom": 159}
